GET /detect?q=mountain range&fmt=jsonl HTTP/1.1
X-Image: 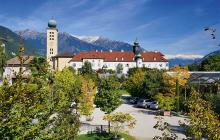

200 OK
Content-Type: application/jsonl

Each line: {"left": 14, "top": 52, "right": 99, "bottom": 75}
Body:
{"left": 0, "top": 25, "right": 218, "bottom": 66}
{"left": 15, "top": 29, "right": 133, "bottom": 56}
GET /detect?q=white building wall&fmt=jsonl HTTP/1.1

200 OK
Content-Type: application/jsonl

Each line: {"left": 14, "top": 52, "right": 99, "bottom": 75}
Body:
{"left": 83, "top": 59, "right": 104, "bottom": 70}
{"left": 3, "top": 66, "right": 31, "bottom": 79}
{"left": 70, "top": 59, "right": 168, "bottom": 74}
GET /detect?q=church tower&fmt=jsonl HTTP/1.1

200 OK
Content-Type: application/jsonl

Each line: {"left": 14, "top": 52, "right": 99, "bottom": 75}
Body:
{"left": 133, "top": 39, "right": 142, "bottom": 68}
{"left": 47, "top": 18, "right": 58, "bottom": 68}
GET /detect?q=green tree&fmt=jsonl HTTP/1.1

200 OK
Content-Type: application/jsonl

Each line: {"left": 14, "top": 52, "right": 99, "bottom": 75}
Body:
{"left": 126, "top": 68, "right": 163, "bottom": 98}
{"left": 49, "top": 67, "right": 82, "bottom": 139}
{"left": 188, "top": 63, "right": 200, "bottom": 71}
{"left": 143, "top": 69, "right": 164, "bottom": 98}
{"left": 0, "top": 67, "right": 81, "bottom": 139}
{"left": 180, "top": 89, "right": 220, "bottom": 140}
{"left": 30, "top": 56, "right": 49, "bottom": 77}
{"left": 79, "top": 61, "right": 98, "bottom": 86}
{"left": 154, "top": 93, "right": 175, "bottom": 111}
{"left": 95, "top": 76, "right": 122, "bottom": 114}
{"left": 125, "top": 68, "right": 145, "bottom": 97}
{"left": 0, "top": 75, "right": 52, "bottom": 139}
{"left": 80, "top": 61, "right": 94, "bottom": 75}
{"left": 0, "top": 41, "right": 6, "bottom": 79}
{"left": 116, "top": 63, "right": 123, "bottom": 74}
{"left": 95, "top": 76, "right": 122, "bottom": 133}
{"left": 200, "top": 55, "right": 220, "bottom": 71}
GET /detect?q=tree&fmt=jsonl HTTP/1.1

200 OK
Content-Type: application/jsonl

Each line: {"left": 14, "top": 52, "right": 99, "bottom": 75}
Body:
{"left": 180, "top": 89, "right": 220, "bottom": 140}
{"left": 126, "top": 68, "right": 163, "bottom": 98}
{"left": 0, "top": 66, "right": 82, "bottom": 139}
{"left": 48, "top": 67, "right": 82, "bottom": 139}
{"left": 116, "top": 63, "right": 123, "bottom": 74}
{"left": 188, "top": 63, "right": 200, "bottom": 71}
{"left": 163, "top": 66, "right": 190, "bottom": 93}
{"left": 0, "top": 75, "right": 52, "bottom": 139}
{"left": 154, "top": 93, "right": 175, "bottom": 111}
{"left": 30, "top": 56, "right": 49, "bottom": 77}
{"left": 95, "top": 76, "right": 122, "bottom": 114}
{"left": 78, "top": 78, "right": 96, "bottom": 117}
{"left": 79, "top": 61, "right": 98, "bottom": 86}
{"left": 125, "top": 68, "right": 145, "bottom": 97}
{"left": 95, "top": 76, "right": 122, "bottom": 133}
{"left": 80, "top": 61, "right": 94, "bottom": 75}
{"left": 103, "top": 112, "right": 136, "bottom": 138}
{"left": 143, "top": 69, "right": 164, "bottom": 98}
{"left": 0, "top": 41, "right": 6, "bottom": 80}
{"left": 163, "top": 66, "right": 190, "bottom": 112}
{"left": 200, "top": 55, "right": 220, "bottom": 71}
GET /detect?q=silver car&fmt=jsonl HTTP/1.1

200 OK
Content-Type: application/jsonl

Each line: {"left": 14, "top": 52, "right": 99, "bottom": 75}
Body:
{"left": 137, "top": 99, "right": 152, "bottom": 108}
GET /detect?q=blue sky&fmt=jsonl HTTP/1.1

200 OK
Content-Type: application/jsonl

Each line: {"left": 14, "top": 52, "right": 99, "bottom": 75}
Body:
{"left": 0, "top": 0, "right": 219, "bottom": 57}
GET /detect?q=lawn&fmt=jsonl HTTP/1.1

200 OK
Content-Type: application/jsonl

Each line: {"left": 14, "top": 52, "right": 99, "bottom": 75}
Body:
{"left": 117, "top": 90, "right": 130, "bottom": 96}
{"left": 77, "top": 133, "right": 135, "bottom": 140}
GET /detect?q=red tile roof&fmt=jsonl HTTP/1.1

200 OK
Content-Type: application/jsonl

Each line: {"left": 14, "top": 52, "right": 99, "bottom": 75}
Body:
{"left": 52, "top": 52, "right": 74, "bottom": 58}
{"left": 70, "top": 51, "right": 167, "bottom": 62}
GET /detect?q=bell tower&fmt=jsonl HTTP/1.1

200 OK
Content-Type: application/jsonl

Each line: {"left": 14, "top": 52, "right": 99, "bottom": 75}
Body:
{"left": 47, "top": 18, "right": 58, "bottom": 68}
{"left": 133, "top": 39, "right": 142, "bottom": 68}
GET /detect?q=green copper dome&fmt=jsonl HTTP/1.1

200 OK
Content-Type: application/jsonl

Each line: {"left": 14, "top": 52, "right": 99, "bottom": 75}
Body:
{"left": 48, "top": 19, "right": 57, "bottom": 28}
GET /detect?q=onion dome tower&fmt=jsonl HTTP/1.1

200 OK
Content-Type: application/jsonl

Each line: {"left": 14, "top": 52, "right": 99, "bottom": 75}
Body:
{"left": 46, "top": 18, "right": 58, "bottom": 69}
{"left": 132, "top": 39, "right": 142, "bottom": 68}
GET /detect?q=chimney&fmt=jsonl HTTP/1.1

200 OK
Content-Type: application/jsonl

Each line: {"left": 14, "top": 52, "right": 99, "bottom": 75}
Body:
{"left": 121, "top": 49, "right": 124, "bottom": 52}
{"left": 109, "top": 49, "right": 112, "bottom": 52}
{"left": 96, "top": 50, "right": 98, "bottom": 52}
{"left": 101, "top": 49, "right": 103, "bottom": 52}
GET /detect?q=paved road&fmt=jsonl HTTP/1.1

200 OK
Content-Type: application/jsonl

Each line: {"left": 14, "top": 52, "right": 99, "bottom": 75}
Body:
{"left": 80, "top": 101, "right": 186, "bottom": 140}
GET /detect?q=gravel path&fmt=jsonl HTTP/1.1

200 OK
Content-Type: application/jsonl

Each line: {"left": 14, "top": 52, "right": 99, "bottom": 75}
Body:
{"left": 80, "top": 103, "right": 186, "bottom": 140}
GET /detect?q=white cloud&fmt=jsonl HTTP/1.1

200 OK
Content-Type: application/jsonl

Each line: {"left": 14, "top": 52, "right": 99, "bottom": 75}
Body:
{"left": 165, "top": 54, "right": 204, "bottom": 59}
{"left": 163, "top": 24, "right": 220, "bottom": 55}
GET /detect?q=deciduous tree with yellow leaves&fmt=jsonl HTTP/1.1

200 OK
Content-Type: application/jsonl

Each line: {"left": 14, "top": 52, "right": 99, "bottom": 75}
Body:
{"left": 163, "top": 66, "right": 190, "bottom": 94}
{"left": 103, "top": 112, "right": 136, "bottom": 139}
{"left": 163, "top": 66, "right": 190, "bottom": 112}
{"left": 78, "top": 78, "right": 96, "bottom": 118}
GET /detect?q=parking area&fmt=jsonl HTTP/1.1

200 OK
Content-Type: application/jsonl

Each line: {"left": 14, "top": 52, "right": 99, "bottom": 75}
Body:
{"left": 80, "top": 97, "right": 186, "bottom": 140}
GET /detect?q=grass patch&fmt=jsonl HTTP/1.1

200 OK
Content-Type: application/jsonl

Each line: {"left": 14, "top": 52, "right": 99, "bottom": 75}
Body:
{"left": 117, "top": 90, "right": 130, "bottom": 96}
{"left": 77, "top": 132, "right": 134, "bottom": 140}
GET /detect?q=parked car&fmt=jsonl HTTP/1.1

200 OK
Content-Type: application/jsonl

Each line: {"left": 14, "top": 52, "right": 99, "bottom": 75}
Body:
{"left": 136, "top": 99, "right": 152, "bottom": 108}
{"left": 149, "top": 101, "right": 159, "bottom": 110}
{"left": 129, "top": 97, "right": 139, "bottom": 104}
{"left": 143, "top": 100, "right": 159, "bottom": 109}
